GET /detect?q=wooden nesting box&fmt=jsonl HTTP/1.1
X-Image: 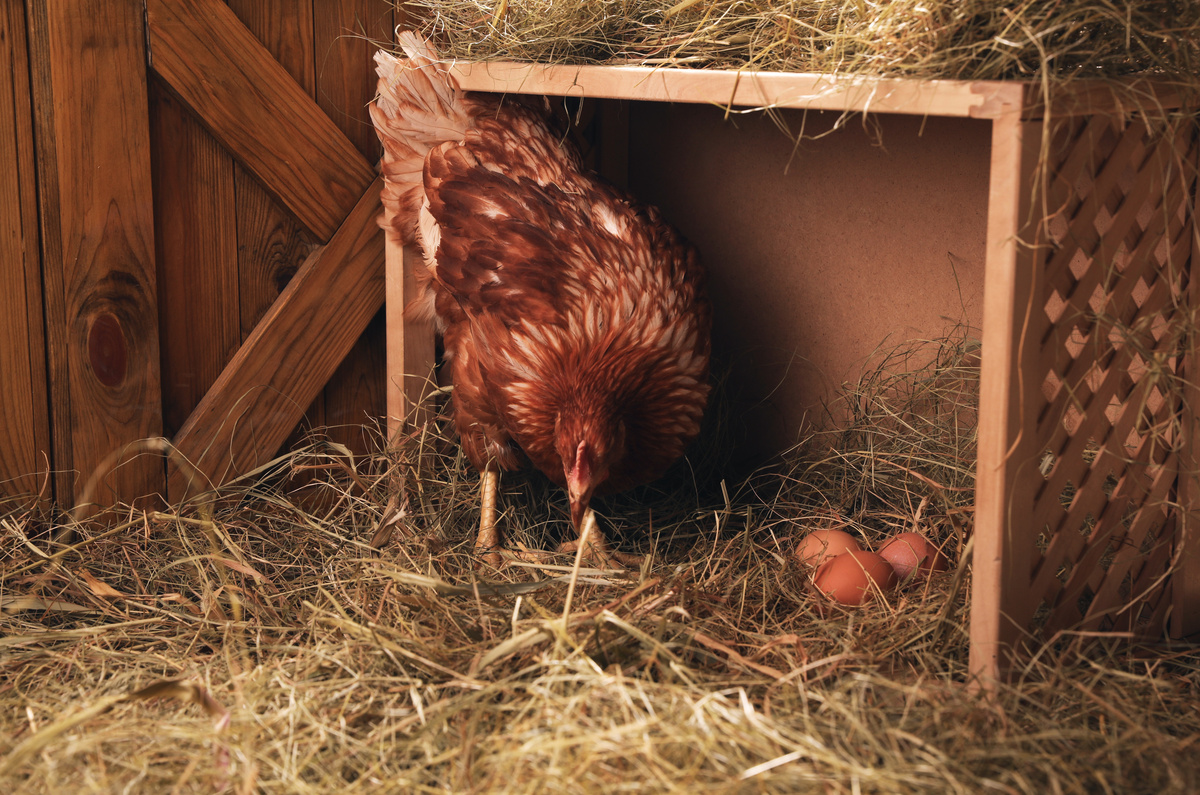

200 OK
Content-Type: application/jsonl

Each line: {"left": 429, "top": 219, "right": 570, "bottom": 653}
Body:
{"left": 384, "top": 62, "right": 1200, "bottom": 682}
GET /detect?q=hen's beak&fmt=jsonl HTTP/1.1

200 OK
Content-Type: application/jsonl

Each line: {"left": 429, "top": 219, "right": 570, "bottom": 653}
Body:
{"left": 568, "top": 483, "right": 593, "bottom": 531}
{"left": 566, "top": 440, "right": 594, "bottom": 531}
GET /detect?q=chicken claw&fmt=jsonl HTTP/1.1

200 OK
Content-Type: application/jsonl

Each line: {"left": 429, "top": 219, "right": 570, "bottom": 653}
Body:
{"left": 558, "top": 509, "right": 643, "bottom": 570}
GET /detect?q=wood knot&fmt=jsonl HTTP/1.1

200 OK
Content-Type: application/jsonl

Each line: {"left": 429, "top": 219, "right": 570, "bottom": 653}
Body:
{"left": 88, "top": 312, "right": 128, "bottom": 388}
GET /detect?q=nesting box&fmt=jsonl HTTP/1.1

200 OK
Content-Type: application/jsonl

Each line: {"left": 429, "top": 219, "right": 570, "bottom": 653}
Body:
{"left": 384, "top": 63, "right": 1200, "bottom": 682}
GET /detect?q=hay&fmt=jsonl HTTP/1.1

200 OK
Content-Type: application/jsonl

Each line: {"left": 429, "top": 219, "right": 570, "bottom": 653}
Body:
{"left": 3, "top": 336, "right": 1198, "bottom": 792}
{"left": 408, "top": 0, "right": 1200, "bottom": 85}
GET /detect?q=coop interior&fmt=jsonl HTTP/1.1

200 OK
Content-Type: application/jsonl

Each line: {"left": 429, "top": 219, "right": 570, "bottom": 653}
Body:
{"left": 619, "top": 102, "right": 991, "bottom": 463}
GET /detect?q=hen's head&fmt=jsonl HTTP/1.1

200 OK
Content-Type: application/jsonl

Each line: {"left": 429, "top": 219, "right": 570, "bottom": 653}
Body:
{"left": 555, "top": 411, "right": 627, "bottom": 530}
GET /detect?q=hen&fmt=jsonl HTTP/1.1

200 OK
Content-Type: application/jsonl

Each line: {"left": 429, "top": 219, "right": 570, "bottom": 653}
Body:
{"left": 370, "top": 34, "right": 711, "bottom": 567}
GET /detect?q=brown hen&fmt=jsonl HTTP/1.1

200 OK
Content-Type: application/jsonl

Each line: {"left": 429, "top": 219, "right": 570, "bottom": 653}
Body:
{"left": 370, "top": 34, "right": 711, "bottom": 567}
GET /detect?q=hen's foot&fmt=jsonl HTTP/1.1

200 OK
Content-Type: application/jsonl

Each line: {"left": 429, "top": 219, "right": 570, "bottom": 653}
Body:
{"left": 474, "top": 470, "right": 504, "bottom": 569}
{"left": 560, "top": 511, "right": 642, "bottom": 570}
{"left": 557, "top": 538, "right": 642, "bottom": 570}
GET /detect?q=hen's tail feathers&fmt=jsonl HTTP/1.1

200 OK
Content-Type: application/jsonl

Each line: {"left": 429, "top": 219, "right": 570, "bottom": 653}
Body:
{"left": 370, "top": 32, "right": 472, "bottom": 244}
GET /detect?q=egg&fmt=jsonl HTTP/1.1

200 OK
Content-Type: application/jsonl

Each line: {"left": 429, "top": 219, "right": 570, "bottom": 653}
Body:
{"left": 813, "top": 550, "right": 898, "bottom": 606}
{"left": 795, "top": 528, "right": 862, "bottom": 567}
{"left": 878, "top": 532, "right": 949, "bottom": 580}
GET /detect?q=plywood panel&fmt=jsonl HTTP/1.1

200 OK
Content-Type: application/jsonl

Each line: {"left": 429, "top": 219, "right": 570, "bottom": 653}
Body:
{"left": 28, "top": 0, "right": 164, "bottom": 506}
{"left": 0, "top": 0, "right": 50, "bottom": 498}
{"left": 627, "top": 104, "right": 992, "bottom": 464}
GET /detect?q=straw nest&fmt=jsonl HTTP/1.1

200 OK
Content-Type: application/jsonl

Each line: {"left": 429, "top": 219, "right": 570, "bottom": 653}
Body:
{"left": 3, "top": 334, "right": 1198, "bottom": 792}
{"left": 407, "top": 0, "right": 1200, "bottom": 84}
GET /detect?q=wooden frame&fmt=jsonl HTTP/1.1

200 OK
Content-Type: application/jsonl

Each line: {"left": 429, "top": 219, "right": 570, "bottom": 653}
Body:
{"left": 388, "top": 60, "right": 1200, "bottom": 683}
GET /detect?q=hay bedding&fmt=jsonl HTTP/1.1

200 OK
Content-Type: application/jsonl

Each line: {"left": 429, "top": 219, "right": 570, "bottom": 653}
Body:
{"left": 410, "top": 0, "right": 1200, "bottom": 84}
{"left": 3, "top": 336, "right": 1199, "bottom": 793}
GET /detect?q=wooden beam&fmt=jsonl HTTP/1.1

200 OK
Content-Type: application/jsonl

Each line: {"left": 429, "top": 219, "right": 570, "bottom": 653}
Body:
{"left": 450, "top": 60, "right": 1023, "bottom": 119}
{"left": 169, "top": 179, "right": 386, "bottom": 499}
{"left": 386, "top": 241, "right": 436, "bottom": 441}
{"left": 145, "top": 0, "right": 374, "bottom": 242}
{"left": 0, "top": 0, "right": 51, "bottom": 499}
{"left": 969, "top": 110, "right": 1047, "bottom": 686}
{"left": 27, "top": 0, "right": 164, "bottom": 507}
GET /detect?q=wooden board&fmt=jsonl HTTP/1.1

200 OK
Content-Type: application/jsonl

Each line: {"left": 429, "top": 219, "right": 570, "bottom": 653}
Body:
{"left": 149, "top": 78, "right": 240, "bottom": 438}
{"left": 450, "top": 60, "right": 1024, "bottom": 118}
{"left": 0, "top": 0, "right": 51, "bottom": 498}
{"left": 225, "top": 0, "right": 325, "bottom": 443}
{"left": 386, "top": 242, "right": 436, "bottom": 440}
{"left": 313, "top": 0, "right": 392, "bottom": 453}
{"left": 146, "top": 0, "right": 374, "bottom": 241}
{"left": 27, "top": 0, "right": 164, "bottom": 507}
{"left": 170, "top": 179, "right": 386, "bottom": 498}
{"left": 969, "top": 112, "right": 1047, "bottom": 684}
{"left": 225, "top": 0, "right": 318, "bottom": 339}
{"left": 313, "top": 0, "right": 389, "bottom": 162}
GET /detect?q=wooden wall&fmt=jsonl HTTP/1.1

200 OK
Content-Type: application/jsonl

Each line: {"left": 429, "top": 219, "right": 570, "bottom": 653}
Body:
{"left": 2, "top": 0, "right": 396, "bottom": 507}
{"left": 151, "top": 0, "right": 393, "bottom": 446}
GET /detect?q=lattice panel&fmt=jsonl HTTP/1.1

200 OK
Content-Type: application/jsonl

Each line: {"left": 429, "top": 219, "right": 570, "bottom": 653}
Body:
{"left": 1025, "top": 117, "right": 1198, "bottom": 639}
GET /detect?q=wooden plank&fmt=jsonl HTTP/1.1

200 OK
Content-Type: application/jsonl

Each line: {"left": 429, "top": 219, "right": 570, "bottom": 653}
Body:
{"left": 969, "top": 110, "right": 1047, "bottom": 686}
{"left": 314, "top": 0, "right": 392, "bottom": 453}
{"left": 0, "top": 0, "right": 51, "bottom": 498}
{"left": 449, "top": 60, "right": 1023, "bottom": 119}
{"left": 226, "top": 0, "right": 325, "bottom": 442}
{"left": 234, "top": 178, "right": 321, "bottom": 345}
{"left": 27, "top": 0, "right": 164, "bottom": 507}
{"left": 225, "top": 0, "right": 315, "bottom": 95}
{"left": 451, "top": 62, "right": 1193, "bottom": 120}
{"left": 386, "top": 242, "right": 436, "bottom": 441}
{"left": 169, "top": 179, "right": 386, "bottom": 499}
{"left": 149, "top": 78, "right": 240, "bottom": 438}
{"left": 24, "top": 0, "right": 72, "bottom": 501}
{"left": 146, "top": 0, "right": 374, "bottom": 241}
{"left": 313, "top": 0, "right": 390, "bottom": 162}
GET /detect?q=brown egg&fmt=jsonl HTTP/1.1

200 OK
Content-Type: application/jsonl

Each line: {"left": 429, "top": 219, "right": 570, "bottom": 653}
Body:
{"left": 878, "top": 532, "right": 949, "bottom": 580}
{"left": 795, "top": 529, "right": 863, "bottom": 567}
{"left": 813, "top": 550, "right": 898, "bottom": 606}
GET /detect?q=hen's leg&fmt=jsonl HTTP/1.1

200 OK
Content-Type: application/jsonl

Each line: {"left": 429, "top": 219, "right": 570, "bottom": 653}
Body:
{"left": 558, "top": 508, "right": 643, "bottom": 570}
{"left": 475, "top": 470, "right": 502, "bottom": 567}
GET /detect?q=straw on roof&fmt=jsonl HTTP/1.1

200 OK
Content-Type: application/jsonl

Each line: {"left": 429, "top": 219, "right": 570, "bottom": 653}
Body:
{"left": 408, "top": 0, "right": 1200, "bottom": 85}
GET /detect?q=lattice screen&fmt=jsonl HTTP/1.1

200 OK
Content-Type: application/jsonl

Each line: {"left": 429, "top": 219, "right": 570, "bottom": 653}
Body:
{"left": 1024, "top": 116, "right": 1198, "bottom": 639}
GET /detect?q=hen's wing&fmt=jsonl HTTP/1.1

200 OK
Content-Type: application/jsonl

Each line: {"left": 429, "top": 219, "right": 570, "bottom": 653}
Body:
{"left": 422, "top": 106, "right": 710, "bottom": 487}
